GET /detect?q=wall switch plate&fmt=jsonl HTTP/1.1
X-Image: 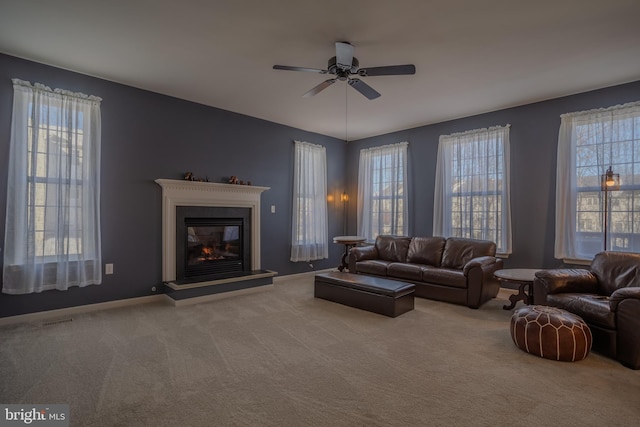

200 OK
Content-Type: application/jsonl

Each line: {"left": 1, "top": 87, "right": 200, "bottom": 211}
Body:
{"left": 105, "top": 263, "right": 114, "bottom": 275}
{"left": 271, "top": 205, "right": 276, "bottom": 213}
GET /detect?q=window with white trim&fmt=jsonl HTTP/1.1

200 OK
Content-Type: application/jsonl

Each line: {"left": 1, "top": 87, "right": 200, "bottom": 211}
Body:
{"left": 357, "top": 142, "right": 408, "bottom": 242}
{"left": 555, "top": 102, "right": 640, "bottom": 260}
{"left": 3, "top": 79, "right": 102, "bottom": 294}
{"left": 433, "top": 125, "right": 512, "bottom": 255}
{"left": 290, "top": 141, "right": 328, "bottom": 262}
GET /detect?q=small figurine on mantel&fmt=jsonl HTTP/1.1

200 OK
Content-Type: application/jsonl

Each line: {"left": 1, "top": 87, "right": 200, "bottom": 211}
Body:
{"left": 227, "top": 176, "right": 252, "bottom": 185}
{"left": 184, "top": 172, "right": 209, "bottom": 182}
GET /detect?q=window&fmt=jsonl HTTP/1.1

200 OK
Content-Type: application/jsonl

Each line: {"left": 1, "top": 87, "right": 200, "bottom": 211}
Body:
{"left": 433, "top": 125, "right": 511, "bottom": 254}
{"left": 555, "top": 101, "right": 640, "bottom": 261}
{"left": 3, "top": 79, "right": 102, "bottom": 294}
{"left": 290, "top": 141, "right": 328, "bottom": 262}
{"left": 357, "top": 142, "right": 408, "bottom": 242}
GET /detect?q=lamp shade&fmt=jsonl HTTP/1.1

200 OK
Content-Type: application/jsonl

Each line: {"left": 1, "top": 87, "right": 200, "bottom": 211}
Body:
{"left": 601, "top": 166, "right": 621, "bottom": 191}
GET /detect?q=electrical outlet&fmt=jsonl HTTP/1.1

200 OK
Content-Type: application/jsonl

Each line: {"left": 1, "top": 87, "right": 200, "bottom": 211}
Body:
{"left": 105, "top": 263, "right": 114, "bottom": 275}
{"left": 271, "top": 205, "right": 276, "bottom": 213}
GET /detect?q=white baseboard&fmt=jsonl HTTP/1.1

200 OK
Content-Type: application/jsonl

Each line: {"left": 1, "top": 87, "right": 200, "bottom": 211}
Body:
{"left": 0, "top": 294, "right": 166, "bottom": 327}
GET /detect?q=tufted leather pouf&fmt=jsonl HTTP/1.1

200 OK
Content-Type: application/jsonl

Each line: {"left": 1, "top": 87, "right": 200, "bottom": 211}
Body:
{"left": 510, "top": 305, "right": 592, "bottom": 362}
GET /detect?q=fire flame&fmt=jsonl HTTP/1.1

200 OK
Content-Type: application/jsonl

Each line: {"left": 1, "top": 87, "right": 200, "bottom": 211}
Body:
{"left": 202, "top": 247, "right": 214, "bottom": 257}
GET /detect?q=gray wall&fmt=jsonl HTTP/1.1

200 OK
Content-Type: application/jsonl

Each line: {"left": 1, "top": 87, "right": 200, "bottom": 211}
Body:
{"left": 0, "top": 54, "right": 346, "bottom": 317}
{"left": 346, "top": 79, "right": 640, "bottom": 269}
{"left": 2, "top": 51, "right": 639, "bottom": 318}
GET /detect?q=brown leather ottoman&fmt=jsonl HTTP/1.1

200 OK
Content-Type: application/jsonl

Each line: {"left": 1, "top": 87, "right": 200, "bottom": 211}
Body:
{"left": 314, "top": 272, "right": 415, "bottom": 318}
{"left": 510, "top": 305, "right": 592, "bottom": 362}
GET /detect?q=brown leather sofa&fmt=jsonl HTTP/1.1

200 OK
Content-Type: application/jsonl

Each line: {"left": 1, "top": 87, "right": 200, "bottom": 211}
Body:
{"left": 348, "top": 235, "right": 503, "bottom": 309}
{"left": 533, "top": 251, "right": 640, "bottom": 369}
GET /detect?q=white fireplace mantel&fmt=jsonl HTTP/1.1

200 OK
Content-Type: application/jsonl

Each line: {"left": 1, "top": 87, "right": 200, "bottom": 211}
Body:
{"left": 155, "top": 179, "right": 270, "bottom": 282}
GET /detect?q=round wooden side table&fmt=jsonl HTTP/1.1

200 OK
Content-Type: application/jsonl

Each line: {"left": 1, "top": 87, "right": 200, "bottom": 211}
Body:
{"left": 494, "top": 268, "right": 541, "bottom": 310}
{"left": 333, "top": 236, "right": 366, "bottom": 272}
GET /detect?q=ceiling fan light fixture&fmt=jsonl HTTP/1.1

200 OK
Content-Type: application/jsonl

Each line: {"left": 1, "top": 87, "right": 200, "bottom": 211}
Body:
{"left": 335, "top": 41, "right": 354, "bottom": 70}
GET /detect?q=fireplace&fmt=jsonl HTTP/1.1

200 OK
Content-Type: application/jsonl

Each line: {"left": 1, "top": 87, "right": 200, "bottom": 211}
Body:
{"left": 155, "top": 179, "right": 272, "bottom": 289}
{"left": 175, "top": 206, "right": 251, "bottom": 281}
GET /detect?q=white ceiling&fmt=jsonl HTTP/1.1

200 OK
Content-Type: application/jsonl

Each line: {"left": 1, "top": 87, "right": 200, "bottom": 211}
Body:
{"left": 1, "top": 0, "right": 639, "bottom": 141}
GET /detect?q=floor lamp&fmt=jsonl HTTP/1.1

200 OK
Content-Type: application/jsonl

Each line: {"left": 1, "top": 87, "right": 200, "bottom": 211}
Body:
{"left": 601, "top": 165, "right": 621, "bottom": 251}
{"left": 341, "top": 192, "right": 349, "bottom": 235}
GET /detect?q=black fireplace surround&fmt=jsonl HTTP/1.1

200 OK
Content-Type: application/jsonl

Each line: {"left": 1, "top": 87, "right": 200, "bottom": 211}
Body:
{"left": 175, "top": 206, "right": 252, "bottom": 282}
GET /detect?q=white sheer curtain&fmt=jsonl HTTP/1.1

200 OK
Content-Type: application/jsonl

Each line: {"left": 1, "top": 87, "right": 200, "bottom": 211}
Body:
{"left": 555, "top": 101, "right": 640, "bottom": 260}
{"left": 433, "top": 125, "right": 511, "bottom": 254}
{"left": 290, "top": 141, "right": 328, "bottom": 262}
{"left": 3, "top": 79, "right": 102, "bottom": 294}
{"left": 357, "top": 142, "right": 408, "bottom": 242}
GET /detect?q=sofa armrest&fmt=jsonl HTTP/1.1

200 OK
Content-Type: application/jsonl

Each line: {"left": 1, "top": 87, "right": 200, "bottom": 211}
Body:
{"left": 610, "top": 287, "right": 640, "bottom": 312}
{"left": 534, "top": 269, "right": 597, "bottom": 295}
{"left": 614, "top": 294, "right": 640, "bottom": 369}
{"left": 348, "top": 245, "right": 377, "bottom": 272}
{"left": 466, "top": 257, "right": 503, "bottom": 309}
{"left": 462, "top": 256, "right": 498, "bottom": 275}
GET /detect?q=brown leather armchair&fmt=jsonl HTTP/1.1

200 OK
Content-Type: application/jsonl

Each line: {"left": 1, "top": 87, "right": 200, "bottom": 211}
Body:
{"left": 533, "top": 251, "right": 640, "bottom": 369}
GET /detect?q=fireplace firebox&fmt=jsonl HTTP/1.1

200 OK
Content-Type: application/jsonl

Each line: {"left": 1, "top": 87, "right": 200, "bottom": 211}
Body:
{"left": 175, "top": 206, "right": 251, "bottom": 282}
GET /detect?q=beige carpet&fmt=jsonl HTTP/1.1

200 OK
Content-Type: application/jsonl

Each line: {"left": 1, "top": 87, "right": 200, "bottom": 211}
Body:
{"left": 1, "top": 274, "right": 639, "bottom": 426}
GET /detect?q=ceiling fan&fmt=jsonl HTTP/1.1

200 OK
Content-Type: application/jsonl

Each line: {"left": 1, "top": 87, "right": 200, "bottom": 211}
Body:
{"left": 273, "top": 42, "right": 416, "bottom": 100}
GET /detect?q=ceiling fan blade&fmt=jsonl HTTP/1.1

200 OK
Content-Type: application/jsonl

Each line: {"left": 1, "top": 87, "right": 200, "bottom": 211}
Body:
{"left": 273, "top": 65, "right": 327, "bottom": 74}
{"left": 348, "top": 78, "right": 381, "bottom": 100}
{"left": 335, "top": 42, "right": 354, "bottom": 70}
{"left": 303, "top": 79, "right": 337, "bottom": 97}
{"left": 358, "top": 64, "right": 416, "bottom": 76}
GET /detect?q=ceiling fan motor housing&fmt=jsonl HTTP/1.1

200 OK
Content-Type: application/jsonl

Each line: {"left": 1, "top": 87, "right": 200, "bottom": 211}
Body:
{"left": 328, "top": 56, "right": 359, "bottom": 75}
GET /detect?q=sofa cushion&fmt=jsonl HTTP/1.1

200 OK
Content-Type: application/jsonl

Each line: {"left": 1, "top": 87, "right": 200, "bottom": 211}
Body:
{"left": 591, "top": 251, "right": 640, "bottom": 296}
{"left": 441, "top": 237, "right": 496, "bottom": 270}
{"left": 387, "top": 263, "right": 423, "bottom": 281}
{"left": 406, "top": 236, "right": 446, "bottom": 267}
{"left": 547, "top": 293, "right": 615, "bottom": 330}
{"left": 375, "top": 236, "right": 412, "bottom": 262}
{"left": 421, "top": 266, "right": 467, "bottom": 289}
{"left": 355, "top": 260, "right": 393, "bottom": 276}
